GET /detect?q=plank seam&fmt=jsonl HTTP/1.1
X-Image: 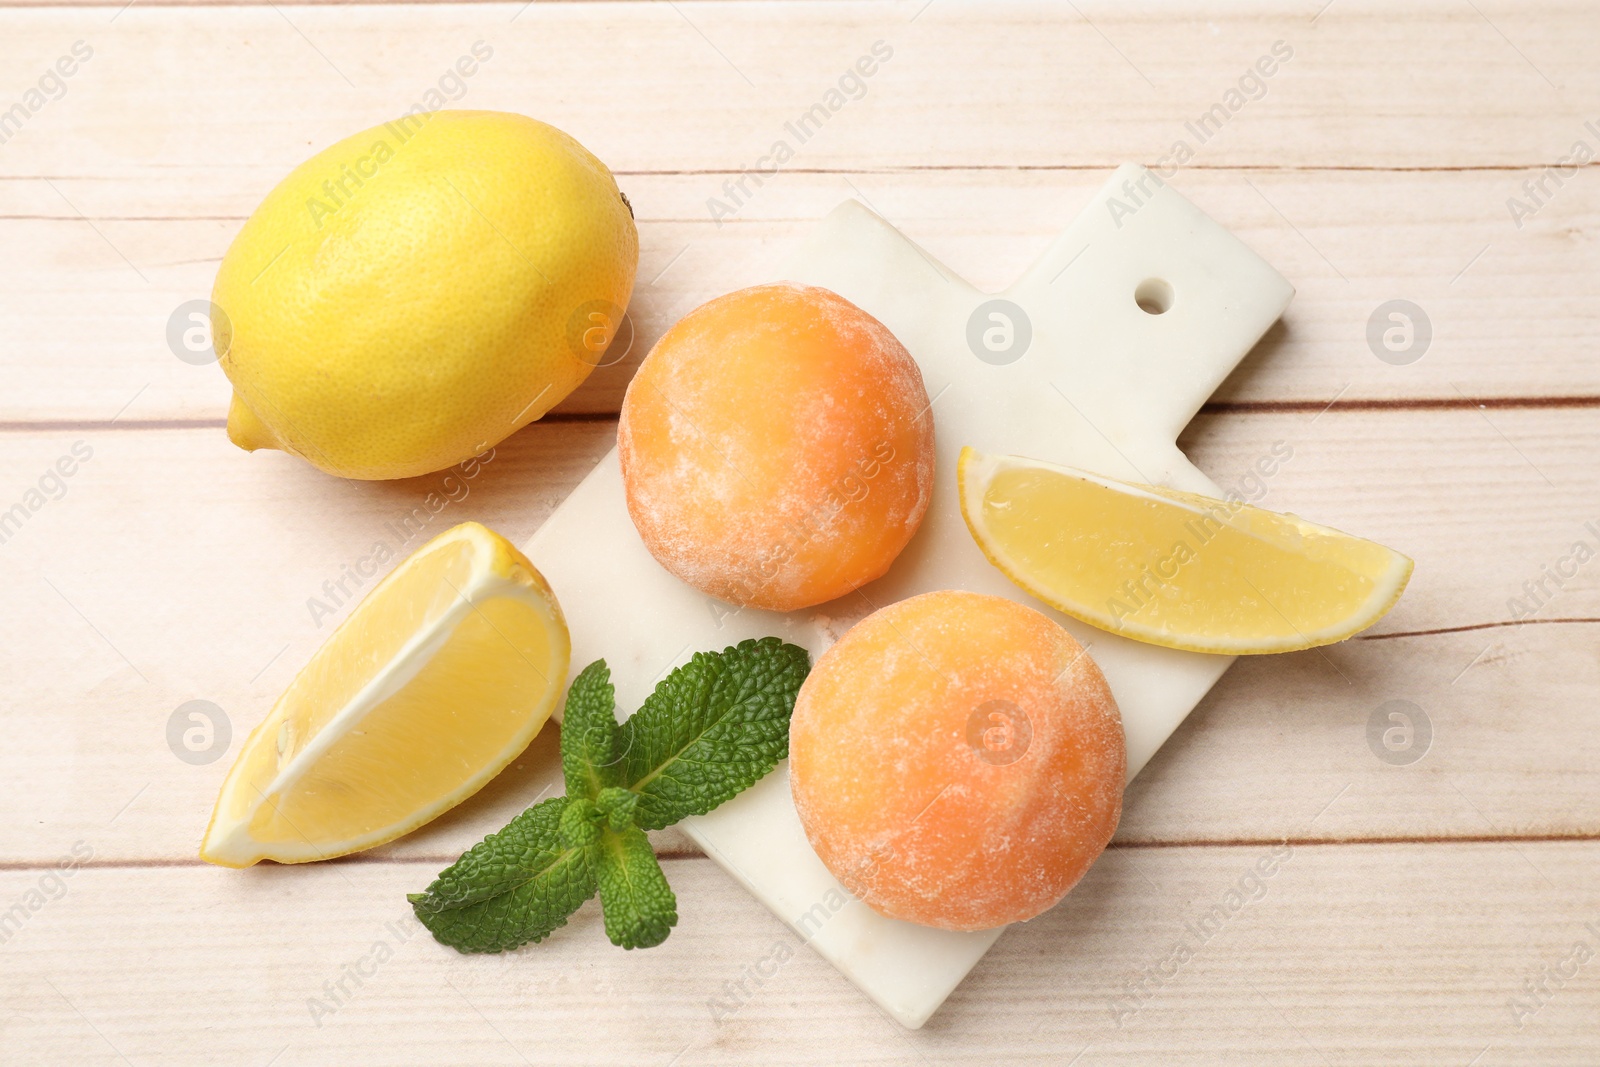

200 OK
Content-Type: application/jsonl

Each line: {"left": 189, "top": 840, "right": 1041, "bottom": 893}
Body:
{"left": 9, "top": 833, "right": 1597, "bottom": 871}
{"left": 1359, "top": 617, "right": 1600, "bottom": 641}
{"left": 1, "top": 162, "right": 1596, "bottom": 204}
{"left": 1207, "top": 396, "right": 1600, "bottom": 415}
{"left": 6, "top": 396, "right": 1597, "bottom": 435}
{"left": 631, "top": 163, "right": 1600, "bottom": 176}
{"left": 0, "top": 411, "right": 620, "bottom": 433}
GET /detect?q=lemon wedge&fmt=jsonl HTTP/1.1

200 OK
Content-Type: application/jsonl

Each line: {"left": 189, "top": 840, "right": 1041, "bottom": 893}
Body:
{"left": 957, "top": 447, "right": 1412, "bottom": 655}
{"left": 201, "top": 522, "right": 570, "bottom": 866}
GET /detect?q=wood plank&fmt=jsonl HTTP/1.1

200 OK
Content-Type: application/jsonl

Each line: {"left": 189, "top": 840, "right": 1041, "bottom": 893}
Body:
{"left": 0, "top": 2, "right": 1594, "bottom": 173}
{"left": 3, "top": 843, "right": 1596, "bottom": 1063}
{"left": 2, "top": 167, "right": 1597, "bottom": 423}
{"left": 3, "top": 406, "right": 1597, "bottom": 863}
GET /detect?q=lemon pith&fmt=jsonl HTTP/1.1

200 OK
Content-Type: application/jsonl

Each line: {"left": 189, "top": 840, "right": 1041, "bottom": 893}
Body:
{"left": 213, "top": 110, "right": 638, "bottom": 481}
{"left": 200, "top": 522, "right": 571, "bottom": 867}
{"left": 957, "top": 447, "right": 1412, "bottom": 655}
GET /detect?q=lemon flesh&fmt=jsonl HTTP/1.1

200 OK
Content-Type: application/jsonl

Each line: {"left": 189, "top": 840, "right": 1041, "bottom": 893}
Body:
{"left": 201, "top": 522, "right": 570, "bottom": 866}
{"left": 213, "top": 110, "right": 638, "bottom": 480}
{"left": 958, "top": 448, "right": 1412, "bottom": 655}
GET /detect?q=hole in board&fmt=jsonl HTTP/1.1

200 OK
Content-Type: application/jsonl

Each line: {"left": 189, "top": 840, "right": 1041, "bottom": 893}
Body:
{"left": 1135, "top": 278, "right": 1174, "bottom": 316}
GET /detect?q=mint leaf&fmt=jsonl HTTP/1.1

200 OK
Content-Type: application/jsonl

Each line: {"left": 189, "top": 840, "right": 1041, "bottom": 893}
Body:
{"left": 560, "top": 659, "right": 622, "bottom": 801}
{"left": 408, "top": 797, "right": 598, "bottom": 953}
{"left": 410, "top": 638, "right": 808, "bottom": 955}
{"left": 596, "top": 826, "right": 677, "bottom": 949}
{"left": 619, "top": 637, "right": 809, "bottom": 830}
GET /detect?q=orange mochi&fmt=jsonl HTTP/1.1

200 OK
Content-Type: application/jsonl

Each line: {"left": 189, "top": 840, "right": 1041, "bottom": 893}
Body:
{"left": 618, "top": 283, "right": 935, "bottom": 612}
{"left": 789, "top": 590, "right": 1125, "bottom": 932}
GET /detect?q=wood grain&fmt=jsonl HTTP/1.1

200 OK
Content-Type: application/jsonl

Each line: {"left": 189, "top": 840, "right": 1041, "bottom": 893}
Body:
{"left": 4, "top": 844, "right": 1596, "bottom": 1065}
{"left": 4, "top": 408, "right": 1596, "bottom": 864}
{"left": 0, "top": 2, "right": 1594, "bottom": 170}
{"left": 2, "top": 1, "right": 1597, "bottom": 1060}
{"left": 3, "top": 168, "right": 1598, "bottom": 423}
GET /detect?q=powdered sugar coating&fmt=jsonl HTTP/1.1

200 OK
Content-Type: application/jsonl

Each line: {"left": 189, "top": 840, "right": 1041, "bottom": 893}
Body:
{"left": 618, "top": 283, "right": 936, "bottom": 611}
{"left": 789, "top": 590, "right": 1125, "bottom": 932}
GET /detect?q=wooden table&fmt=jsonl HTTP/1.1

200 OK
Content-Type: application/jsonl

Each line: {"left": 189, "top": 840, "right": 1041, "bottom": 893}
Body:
{"left": 3, "top": 1, "right": 1597, "bottom": 1063}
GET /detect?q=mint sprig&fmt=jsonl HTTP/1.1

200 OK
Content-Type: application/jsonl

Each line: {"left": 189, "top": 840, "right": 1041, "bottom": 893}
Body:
{"left": 409, "top": 637, "right": 809, "bottom": 953}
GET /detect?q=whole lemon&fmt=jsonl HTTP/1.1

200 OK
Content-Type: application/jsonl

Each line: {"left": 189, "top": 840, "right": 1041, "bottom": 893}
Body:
{"left": 213, "top": 110, "right": 637, "bottom": 480}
